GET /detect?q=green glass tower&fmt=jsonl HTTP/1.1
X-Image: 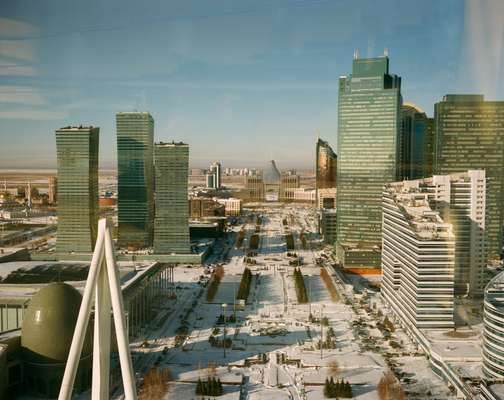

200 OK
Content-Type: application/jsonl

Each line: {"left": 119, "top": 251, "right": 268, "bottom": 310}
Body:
{"left": 434, "top": 94, "right": 504, "bottom": 262}
{"left": 398, "top": 103, "right": 428, "bottom": 180}
{"left": 153, "top": 142, "right": 190, "bottom": 254}
{"left": 336, "top": 55, "right": 402, "bottom": 268}
{"left": 55, "top": 126, "right": 99, "bottom": 253}
{"left": 116, "top": 112, "right": 154, "bottom": 249}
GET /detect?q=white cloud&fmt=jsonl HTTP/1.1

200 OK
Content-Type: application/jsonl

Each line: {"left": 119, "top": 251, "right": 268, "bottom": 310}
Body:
{"left": 0, "top": 110, "right": 67, "bottom": 120}
{"left": 0, "top": 61, "right": 36, "bottom": 76}
{"left": 0, "top": 86, "right": 44, "bottom": 105}
{"left": 0, "top": 40, "right": 34, "bottom": 61}
{"left": 0, "top": 17, "right": 37, "bottom": 38}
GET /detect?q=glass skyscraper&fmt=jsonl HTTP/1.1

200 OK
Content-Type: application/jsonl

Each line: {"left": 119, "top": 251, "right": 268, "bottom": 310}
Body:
{"left": 116, "top": 112, "right": 154, "bottom": 249}
{"left": 153, "top": 142, "right": 190, "bottom": 254}
{"left": 316, "top": 137, "right": 337, "bottom": 189}
{"left": 434, "top": 94, "right": 504, "bottom": 262}
{"left": 55, "top": 126, "right": 99, "bottom": 253}
{"left": 398, "top": 103, "right": 428, "bottom": 180}
{"left": 336, "top": 55, "right": 402, "bottom": 268}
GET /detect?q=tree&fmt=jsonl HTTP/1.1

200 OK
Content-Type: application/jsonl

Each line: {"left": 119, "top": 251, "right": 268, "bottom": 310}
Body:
{"left": 328, "top": 360, "right": 340, "bottom": 378}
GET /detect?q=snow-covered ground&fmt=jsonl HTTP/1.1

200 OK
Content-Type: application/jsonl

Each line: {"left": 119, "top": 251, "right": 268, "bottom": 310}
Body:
{"left": 131, "top": 204, "right": 454, "bottom": 400}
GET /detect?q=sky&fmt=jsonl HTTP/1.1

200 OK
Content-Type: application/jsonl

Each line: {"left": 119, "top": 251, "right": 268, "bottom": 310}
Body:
{"left": 0, "top": 0, "right": 503, "bottom": 169}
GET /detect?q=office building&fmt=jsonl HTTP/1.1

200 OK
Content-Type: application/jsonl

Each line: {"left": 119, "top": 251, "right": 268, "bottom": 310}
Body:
{"left": 398, "top": 103, "right": 428, "bottom": 180}
{"left": 319, "top": 209, "right": 337, "bottom": 245}
{"left": 209, "top": 162, "right": 222, "bottom": 189}
{"left": 244, "top": 175, "right": 264, "bottom": 201}
{"left": 205, "top": 173, "right": 215, "bottom": 189}
{"left": 279, "top": 173, "right": 300, "bottom": 201}
{"left": 189, "top": 198, "right": 224, "bottom": 219}
{"left": 336, "top": 55, "right": 402, "bottom": 268}
{"left": 263, "top": 160, "right": 281, "bottom": 201}
{"left": 55, "top": 126, "right": 99, "bottom": 253}
{"left": 423, "top": 118, "right": 435, "bottom": 178}
{"left": 293, "top": 188, "right": 316, "bottom": 203}
{"left": 317, "top": 187, "right": 337, "bottom": 209}
{"left": 153, "top": 142, "right": 190, "bottom": 254}
{"left": 48, "top": 176, "right": 57, "bottom": 204}
{"left": 382, "top": 176, "right": 455, "bottom": 329}
{"left": 434, "top": 94, "right": 504, "bottom": 261}
{"left": 216, "top": 198, "right": 242, "bottom": 216}
{"left": 116, "top": 112, "right": 154, "bottom": 249}
{"left": 316, "top": 138, "right": 337, "bottom": 189}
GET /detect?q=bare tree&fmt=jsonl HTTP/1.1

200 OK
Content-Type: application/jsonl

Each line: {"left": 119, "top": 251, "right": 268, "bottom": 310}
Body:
{"left": 377, "top": 371, "right": 405, "bottom": 400}
{"left": 327, "top": 360, "right": 340, "bottom": 378}
{"left": 139, "top": 367, "right": 172, "bottom": 400}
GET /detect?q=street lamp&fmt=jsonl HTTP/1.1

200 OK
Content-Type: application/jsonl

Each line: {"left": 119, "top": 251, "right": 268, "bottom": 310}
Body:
{"left": 222, "top": 303, "right": 228, "bottom": 359}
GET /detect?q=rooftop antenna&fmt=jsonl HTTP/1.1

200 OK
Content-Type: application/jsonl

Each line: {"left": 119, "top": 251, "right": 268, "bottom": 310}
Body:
{"left": 384, "top": 48, "right": 389, "bottom": 57}
{"left": 353, "top": 49, "right": 359, "bottom": 60}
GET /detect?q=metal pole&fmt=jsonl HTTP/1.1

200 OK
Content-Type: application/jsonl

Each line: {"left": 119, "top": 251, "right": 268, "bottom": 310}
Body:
{"left": 59, "top": 219, "right": 106, "bottom": 400}
{"left": 320, "top": 306, "right": 323, "bottom": 360}
{"left": 104, "top": 221, "right": 137, "bottom": 400}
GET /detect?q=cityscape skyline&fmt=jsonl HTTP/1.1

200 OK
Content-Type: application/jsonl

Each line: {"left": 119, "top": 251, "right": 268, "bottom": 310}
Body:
{"left": 1, "top": 0, "right": 504, "bottom": 169}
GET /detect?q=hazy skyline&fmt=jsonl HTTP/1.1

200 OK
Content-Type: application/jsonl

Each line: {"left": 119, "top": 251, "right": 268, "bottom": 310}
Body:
{"left": 1, "top": 0, "right": 503, "bottom": 169}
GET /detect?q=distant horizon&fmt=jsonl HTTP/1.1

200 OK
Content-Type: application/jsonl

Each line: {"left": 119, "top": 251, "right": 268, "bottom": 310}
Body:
{"left": 1, "top": 1, "right": 503, "bottom": 169}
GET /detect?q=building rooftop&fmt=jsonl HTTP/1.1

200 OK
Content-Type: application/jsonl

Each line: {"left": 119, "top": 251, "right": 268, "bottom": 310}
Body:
{"left": 156, "top": 141, "right": 188, "bottom": 147}
{"left": 57, "top": 125, "right": 96, "bottom": 131}
{"left": 386, "top": 180, "right": 454, "bottom": 240}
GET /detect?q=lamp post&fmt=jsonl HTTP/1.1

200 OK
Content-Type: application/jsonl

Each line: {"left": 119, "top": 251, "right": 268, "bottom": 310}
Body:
{"left": 222, "top": 303, "right": 228, "bottom": 359}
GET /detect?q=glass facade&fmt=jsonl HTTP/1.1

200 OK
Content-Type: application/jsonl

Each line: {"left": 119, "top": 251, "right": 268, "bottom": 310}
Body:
{"left": 399, "top": 104, "right": 428, "bottom": 180}
{"left": 55, "top": 126, "right": 99, "bottom": 253}
{"left": 316, "top": 138, "right": 337, "bottom": 190}
{"left": 116, "top": 112, "right": 154, "bottom": 249}
{"left": 434, "top": 94, "right": 504, "bottom": 261}
{"left": 336, "top": 56, "right": 402, "bottom": 268}
{"left": 153, "top": 142, "right": 190, "bottom": 254}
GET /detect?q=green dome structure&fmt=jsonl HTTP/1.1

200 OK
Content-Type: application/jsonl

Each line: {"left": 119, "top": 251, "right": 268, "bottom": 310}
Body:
{"left": 21, "top": 283, "right": 92, "bottom": 398}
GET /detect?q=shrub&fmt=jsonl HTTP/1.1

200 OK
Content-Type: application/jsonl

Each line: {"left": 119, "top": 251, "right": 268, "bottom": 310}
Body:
{"left": 237, "top": 267, "right": 252, "bottom": 300}
{"left": 206, "top": 266, "right": 224, "bottom": 302}
{"left": 293, "top": 268, "right": 308, "bottom": 304}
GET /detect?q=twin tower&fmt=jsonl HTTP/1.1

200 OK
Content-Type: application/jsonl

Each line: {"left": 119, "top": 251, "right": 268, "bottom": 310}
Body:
{"left": 55, "top": 112, "right": 190, "bottom": 255}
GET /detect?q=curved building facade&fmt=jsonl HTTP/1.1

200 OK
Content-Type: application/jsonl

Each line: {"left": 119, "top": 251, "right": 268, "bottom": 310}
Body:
{"left": 21, "top": 283, "right": 92, "bottom": 398}
{"left": 483, "top": 271, "right": 504, "bottom": 379}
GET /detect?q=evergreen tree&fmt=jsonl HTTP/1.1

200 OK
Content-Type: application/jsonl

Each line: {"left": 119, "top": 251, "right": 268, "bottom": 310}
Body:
{"left": 324, "top": 378, "right": 329, "bottom": 397}
{"left": 196, "top": 378, "right": 202, "bottom": 395}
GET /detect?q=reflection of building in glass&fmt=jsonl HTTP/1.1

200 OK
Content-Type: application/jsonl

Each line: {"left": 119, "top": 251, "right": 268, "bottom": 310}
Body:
{"left": 398, "top": 103, "right": 428, "bottom": 180}
{"left": 55, "top": 126, "right": 99, "bottom": 253}
{"left": 153, "top": 142, "right": 190, "bottom": 254}
{"left": 316, "top": 138, "right": 337, "bottom": 189}
{"left": 434, "top": 94, "right": 504, "bottom": 262}
{"left": 116, "top": 112, "right": 154, "bottom": 249}
{"left": 336, "top": 55, "right": 402, "bottom": 268}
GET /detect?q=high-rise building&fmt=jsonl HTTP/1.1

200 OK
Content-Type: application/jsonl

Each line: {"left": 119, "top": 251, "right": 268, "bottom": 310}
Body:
{"left": 398, "top": 103, "right": 428, "bottom": 180}
{"left": 316, "top": 138, "right": 337, "bottom": 190}
{"left": 48, "top": 176, "right": 57, "bottom": 204}
{"left": 336, "top": 55, "right": 402, "bottom": 268}
{"left": 423, "top": 118, "right": 435, "bottom": 178}
{"left": 382, "top": 170, "right": 486, "bottom": 329}
{"left": 279, "top": 173, "right": 300, "bottom": 201}
{"left": 244, "top": 175, "right": 264, "bottom": 201}
{"left": 434, "top": 94, "right": 504, "bottom": 261}
{"left": 319, "top": 209, "right": 337, "bottom": 245}
{"left": 55, "top": 126, "right": 99, "bottom": 253}
{"left": 205, "top": 173, "right": 215, "bottom": 189}
{"left": 116, "top": 112, "right": 154, "bottom": 249}
{"left": 382, "top": 176, "right": 455, "bottom": 329}
{"left": 153, "top": 142, "right": 190, "bottom": 254}
{"left": 209, "top": 162, "right": 222, "bottom": 188}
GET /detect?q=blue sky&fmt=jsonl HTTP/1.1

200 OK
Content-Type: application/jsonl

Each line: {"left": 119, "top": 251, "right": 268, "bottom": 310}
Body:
{"left": 0, "top": 0, "right": 503, "bottom": 169}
